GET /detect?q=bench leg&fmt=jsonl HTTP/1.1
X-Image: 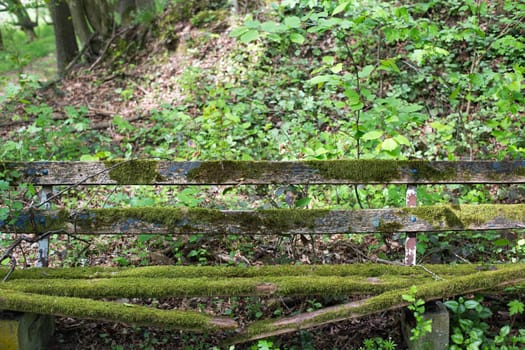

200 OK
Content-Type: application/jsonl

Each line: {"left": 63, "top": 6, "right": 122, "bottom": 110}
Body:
{"left": 0, "top": 312, "right": 55, "bottom": 350}
{"left": 401, "top": 301, "right": 450, "bottom": 350}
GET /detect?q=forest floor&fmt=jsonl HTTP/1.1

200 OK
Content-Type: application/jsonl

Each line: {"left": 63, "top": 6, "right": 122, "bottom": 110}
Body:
{"left": 2, "top": 3, "right": 523, "bottom": 350}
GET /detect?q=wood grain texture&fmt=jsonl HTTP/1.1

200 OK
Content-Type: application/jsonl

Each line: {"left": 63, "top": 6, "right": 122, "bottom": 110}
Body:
{"left": 2, "top": 160, "right": 524, "bottom": 185}
{"left": 4, "top": 204, "right": 524, "bottom": 234}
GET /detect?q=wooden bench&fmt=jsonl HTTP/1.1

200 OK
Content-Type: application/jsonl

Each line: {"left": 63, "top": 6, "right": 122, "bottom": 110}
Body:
{"left": 1, "top": 160, "right": 525, "bottom": 345}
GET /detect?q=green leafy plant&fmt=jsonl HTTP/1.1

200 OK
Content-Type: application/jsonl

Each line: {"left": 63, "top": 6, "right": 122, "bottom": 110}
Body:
{"left": 445, "top": 296, "right": 525, "bottom": 350}
{"left": 402, "top": 286, "right": 432, "bottom": 341}
{"left": 359, "top": 337, "right": 397, "bottom": 350}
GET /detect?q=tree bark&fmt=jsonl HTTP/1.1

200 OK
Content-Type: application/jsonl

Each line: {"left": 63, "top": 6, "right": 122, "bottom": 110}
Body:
{"left": 6, "top": 0, "right": 37, "bottom": 40}
{"left": 49, "top": 0, "right": 79, "bottom": 76}
{"left": 65, "top": 0, "right": 93, "bottom": 49}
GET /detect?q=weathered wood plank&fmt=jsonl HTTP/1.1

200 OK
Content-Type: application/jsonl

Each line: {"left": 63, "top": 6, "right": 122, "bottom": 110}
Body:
{"left": 1, "top": 160, "right": 524, "bottom": 185}
{"left": 3, "top": 204, "right": 524, "bottom": 234}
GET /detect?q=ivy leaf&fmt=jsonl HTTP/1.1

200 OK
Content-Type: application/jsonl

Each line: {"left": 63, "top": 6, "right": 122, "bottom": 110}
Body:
{"left": 361, "top": 130, "right": 383, "bottom": 141}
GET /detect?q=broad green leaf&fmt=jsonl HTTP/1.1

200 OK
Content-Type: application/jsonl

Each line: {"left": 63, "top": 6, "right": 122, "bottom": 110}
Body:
{"left": 308, "top": 75, "right": 338, "bottom": 85}
{"left": 361, "top": 130, "right": 383, "bottom": 141}
{"left": 451, "top": 333, "right": 464, "bottom": 344}
{"left": 289, "top": 33, "right": 305, "bottom": 44}
{"left": 240, "top": 30, "right": 259, "bottom": 43}
{"left": 330, "top": 63, "right": 343, "bottom": 73}
{"left": 284, "top": 16, "right": 301, "bottom": 28}
{"left": 358, "top": 65, "right": 374, "bottom": 78}
{"left": 464, "top": 300, "right": 480, "bottom": 309}
{"left": 322, "top": 56, "right": 334, "bottom": 65}
{"left": 243, "top": 19, "right": 261, "bottom": 29}
{"left": 394, "top": 134, "right": 410, "bottom": 146}
{"left": 444, "top": 300, "right": 459, "bottom": 313}
{"left": 332, "top": 1, "right": 351, "bottom": 15}
{"left": 260, "top": 21, "right": 281, "bottom": 33}
{"left": 381, "top": 138, "right": 398, "bottom": 151}
{"left": 229, "top": 27, "right": 249, "bottom": 38}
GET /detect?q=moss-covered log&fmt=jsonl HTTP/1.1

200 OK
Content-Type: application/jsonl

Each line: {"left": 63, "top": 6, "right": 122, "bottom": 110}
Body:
{"left": 0, "top": 275, "right": 431, "bottom": 298}
{"left": 3, "top": 263, "right": 509, "bottom": 281}
{"left": 4, "top": 205, "right": 525, "bottom": 234}
{"left": 0, "top": 289, "right": 236, "bottom": 332}
{"left": 2, "top": 160, "right": 524, "bottom": 185}
{"left": 229, "top": 264, "right": 525, "bottom": 343}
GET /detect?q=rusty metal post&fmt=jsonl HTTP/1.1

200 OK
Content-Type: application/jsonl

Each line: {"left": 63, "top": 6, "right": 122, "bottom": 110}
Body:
{"left": 405, "top": 185, "right": 417, "bottom": 266}
{"left": 36, "top": 186, "right": 53, "bottom": 267}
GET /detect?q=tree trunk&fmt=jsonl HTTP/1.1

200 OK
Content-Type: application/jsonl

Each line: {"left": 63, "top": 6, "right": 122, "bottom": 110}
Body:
{"left": 66, "top": 0, "right": 93, "bottom": 49}
{"left": 49, "top": 0, "right": 79, "bottom": 76}
{"left": 6, "top": 0, "right": 38, "bottom": 40}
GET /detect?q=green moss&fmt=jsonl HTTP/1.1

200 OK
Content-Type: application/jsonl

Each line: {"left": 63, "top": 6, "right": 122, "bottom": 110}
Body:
{"left": 190, "top": 9, "right": 228, "bottom": 28}
{"left": 104, "top": 160, "right": 164, "bottom": 184}
{"left": 304, "top": 160, "right": 457, "bottom": 183}
{"left": 5, "top": 263, "right": 513, "bottom": 281}
{"left": 0, "top": 289, "right": 236, "bottom": 331}
{"left": 405, "top": 204, "right": 525, "bottom": 229}
{"left": 2, "top": 275, "right": 430, "bottom": 298}
{"left": 236, "top": 264, "right": 525, "bottom": 341}
{"left": 377, "top": 220, "right": 403, "bottom": 233}
{"left": 405, "top": 206, "right": 463, "bottom": 228}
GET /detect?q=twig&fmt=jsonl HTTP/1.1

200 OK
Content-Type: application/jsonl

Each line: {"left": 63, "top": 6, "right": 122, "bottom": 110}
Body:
{"left": 0, "top": 230, "right": 65, "bottom": 282}
{"left": 416, "top": 264, "right": 444, "bottom": 281}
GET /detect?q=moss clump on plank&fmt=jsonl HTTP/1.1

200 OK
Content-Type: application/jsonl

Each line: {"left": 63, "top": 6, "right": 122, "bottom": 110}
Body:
{"left": 104, "top": 160, "right": 164, "bottom": 184}
{"left": 0, "top": 289, "right": 236, "bottom": 331}
{"left": 305, "top": 160, "right": 457, "bottom": 183}
{"left": 405, "top": 204, "right": 525, "bottom": 229}
{"left": 377, "top": 220, "right": 403, "bottom": 233}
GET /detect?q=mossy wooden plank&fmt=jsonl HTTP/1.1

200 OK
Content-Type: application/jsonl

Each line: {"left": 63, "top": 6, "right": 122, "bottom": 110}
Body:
{"left": 2, "top": 160, "right": 524, "bottom": 185}
{"left": 0, "top": 290, "right": 236, "bottom": 332}
{"left": 0, "top": 275, "right": 428, "bottom": 298}
{"left": 230, "top": 264, "right": 525, "bottom": 343}
{"left": 5, "top": 263, "right": 498, "bottom": 280}
{"left": 3, "top": 205, "right": 525, "bottom": 234}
